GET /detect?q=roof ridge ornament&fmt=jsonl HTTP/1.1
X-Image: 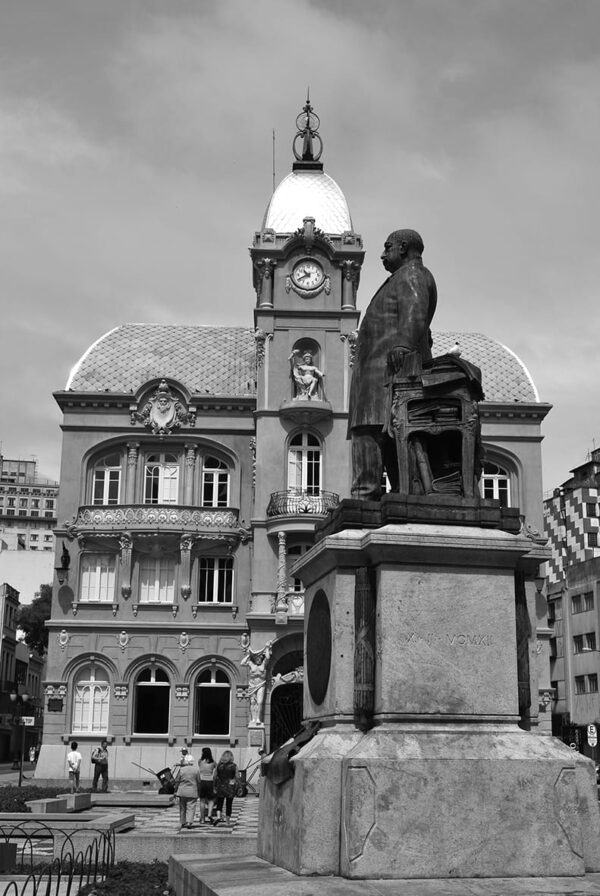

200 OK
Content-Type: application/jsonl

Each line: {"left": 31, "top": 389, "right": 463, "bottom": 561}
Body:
{"left": 292, "top": 93, "right": 323, "bottom": 170}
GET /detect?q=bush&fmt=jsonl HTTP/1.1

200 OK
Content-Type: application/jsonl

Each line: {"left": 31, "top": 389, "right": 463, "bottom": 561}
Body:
{"left": 0, "top": 784, "right": 67, "bottom": 813}
{"left": 79, "top": 860, "right": 173, "bottom": 896}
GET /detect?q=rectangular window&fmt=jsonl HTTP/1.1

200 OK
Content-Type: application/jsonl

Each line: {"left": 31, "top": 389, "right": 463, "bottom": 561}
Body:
{"left": 93, "top": 469, "right": 121, "bottom": 505}
{"left": 589, "top": 674, "right": 599, "bottom": 693}
{"left": 202, "top": 471, "right": 229, "bottom": 507}
{"left": 139, "top": 555, "right": 176, "bottom": 603}
{"left": 587, "top": 503, "right": 597, "bottom": 517}
{"left": 19, "top": 499, "right": 27, "bottom": 508}
{"left": 80, "top": 554, "right": 117, "bottom": 602}
{"left": 198, "top": 557, "right": 233, "bottom": 603}
{"left": 549, "top": 638, "right": 557, "bottom": 659}
{"left": 144, "top": 463, "right": 179, "bottom": 504}
{"left": 584, "top": 591, "right": 594, "bottom": 611}
{"left": 589, "top": 532, "right": 598, "bottom": 548}
{"left": 575, "top": 675, "right": 586, "bottom": 695}
{"left": 586, "top": 632, "right": 597, "bottom": 652}
{"left": 573, "top": 635, "right": 584, "bottom": 654}
{"left": 572, "top": 594, "right": 582, "bottom": 614}
{"left": 45, "top": 499, "right": 54, "bottom": 509}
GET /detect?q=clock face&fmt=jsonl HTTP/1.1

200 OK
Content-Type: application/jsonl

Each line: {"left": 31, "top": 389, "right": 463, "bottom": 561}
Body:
{"left": 291, "top": 259, "right": 325, "bottom": 291}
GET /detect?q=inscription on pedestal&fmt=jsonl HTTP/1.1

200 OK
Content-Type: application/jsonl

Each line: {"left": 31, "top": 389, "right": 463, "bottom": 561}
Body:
{"left": 399, "top": 631, "right": 493, "bottom": 647}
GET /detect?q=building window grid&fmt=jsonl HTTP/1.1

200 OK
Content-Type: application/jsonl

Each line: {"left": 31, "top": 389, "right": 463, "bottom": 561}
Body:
{"left": 144, "top": 453, "right": 179, "bottom": 505}
{"left": 198, "top": 557, "right": 234, "bottom": 603}
{"left": 288, "top": 432, "right": 322, "bottom": 495}
{"left": 139, "top": 555, "right": 176, "bottom": 604}
{"left": 575, "top": 674, "right": 598, "bottom": 695}
{"left": 202, "top": 457, "right": 230, "bottom": 508}
{"left": 80, "top": 554, "right": 117, "bottom": 603}
{"left": 480, "top": 462, "right": 510, "bottom": 507}
{"left": 194, "top": 668, "right": 231, "bottom": 736}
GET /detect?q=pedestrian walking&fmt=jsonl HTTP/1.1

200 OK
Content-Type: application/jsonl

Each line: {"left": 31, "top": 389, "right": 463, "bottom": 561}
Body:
{"left": 174, "top": 756, "right": 201, "bottom": 830}
{"left": 212, "top": 749, "right": 238, "bottom": 827}
{"left": 198, "top": 747, "right": 216, "bottom": 823}
{"left": 66, "top": 740, "right": 82, "bottom": 793}
{"left": 91, "top": 739, "right": 109, "bottom": 792}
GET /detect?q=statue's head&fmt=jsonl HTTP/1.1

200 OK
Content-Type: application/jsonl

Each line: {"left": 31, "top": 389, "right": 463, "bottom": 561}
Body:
{"left": 302, "top": 351, "right": 313, "bottom": 363}
{"left": 381, "top": 229, "right": 424, "bottom": 273}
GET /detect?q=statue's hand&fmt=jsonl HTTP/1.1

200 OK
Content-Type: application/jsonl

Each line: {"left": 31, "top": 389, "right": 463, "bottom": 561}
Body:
{"left": 387, "top": 347, "right": 408, "bottom": 372}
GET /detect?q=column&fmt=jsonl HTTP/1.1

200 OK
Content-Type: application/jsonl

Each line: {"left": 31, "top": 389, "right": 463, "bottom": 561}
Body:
{"left": 183, "top": 444, "right": 197, "bottom": 505}
{"left": 125, "top": 443, "right": 139, "bottom": 504}
{"left": 274, "top": 531, "right": 288, "bottom": 623}
{"left": 119, "top": 533, "right": 133, "bottom": 600}
{"left": 180, "top": 534, "right": 193, "bottom": 601}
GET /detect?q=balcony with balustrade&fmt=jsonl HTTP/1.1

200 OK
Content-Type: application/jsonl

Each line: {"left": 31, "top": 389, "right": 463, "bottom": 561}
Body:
{"left": 265, "top": 488, "right": 339, "bottom": 535}
{"left": 66, "top": 504, "right": 242, "bottom": 538}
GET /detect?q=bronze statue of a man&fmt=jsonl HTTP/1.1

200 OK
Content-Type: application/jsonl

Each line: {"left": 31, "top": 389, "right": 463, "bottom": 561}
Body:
{"left": 347, "top": 229, "right": 437, "bottom": 500}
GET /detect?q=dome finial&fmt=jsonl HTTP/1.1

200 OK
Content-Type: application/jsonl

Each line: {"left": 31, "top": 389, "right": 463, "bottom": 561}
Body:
{"left": 292, "top": 94, "right": 323, "bottom": 170}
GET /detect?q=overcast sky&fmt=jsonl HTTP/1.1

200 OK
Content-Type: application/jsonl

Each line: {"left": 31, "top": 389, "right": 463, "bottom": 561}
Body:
{"left": 1, "top": 0, "right": 598, "bottom": 494}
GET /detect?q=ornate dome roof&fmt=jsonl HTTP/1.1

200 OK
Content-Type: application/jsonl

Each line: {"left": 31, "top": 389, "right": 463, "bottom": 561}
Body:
{"left": 262, "top": 169, "right": 353, "bottom": 234}
{"left": 66, "top": 324, "right": 257, "bottom": 395}
{"left": 65, "top": 325, "right": 539, "bottom": 405}
{"left": 261, "top": 95, "right": 353, "bottom": 235}
{"left": 432, "top": 332, "right": 539, "bottom": 403}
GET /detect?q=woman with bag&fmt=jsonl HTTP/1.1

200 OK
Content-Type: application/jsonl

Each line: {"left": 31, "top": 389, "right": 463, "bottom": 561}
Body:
{"left": 198, "top": 747, "right": 216, "bottom": 824}
{"left": 212, "top": 749, "right": 238, "bottom": 827}
{"left": 174, "top": 755, "right": 201, "bottom": 830}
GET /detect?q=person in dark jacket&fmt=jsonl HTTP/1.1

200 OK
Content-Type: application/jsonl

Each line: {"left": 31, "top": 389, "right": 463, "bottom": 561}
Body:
{"left": 348, "top": 229, "right": 437, "bottom": 500}
{"left": 212, "top": 750, "right": 238, "bottom": 827}
{"left": 91, "top": 740, "right": 109, "bottom": 792}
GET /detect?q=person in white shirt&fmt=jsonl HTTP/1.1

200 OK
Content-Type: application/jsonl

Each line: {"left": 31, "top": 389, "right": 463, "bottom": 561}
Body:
{"left": 66, "top": 741, "right": 82, "bottom": 793}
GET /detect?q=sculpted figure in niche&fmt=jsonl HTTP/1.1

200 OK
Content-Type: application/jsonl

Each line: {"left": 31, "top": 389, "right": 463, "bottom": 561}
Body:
{"left": 347, "top": 229, "right": 437, "bottom": 500}
{"left": 288, "top": 349, "right": 323, "bottom": 400}
{"left": 241, "top": 639, "right": 274, "bottom": 726}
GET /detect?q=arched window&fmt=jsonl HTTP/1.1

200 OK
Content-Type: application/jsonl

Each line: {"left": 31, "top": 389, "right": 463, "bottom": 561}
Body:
{"left": 288, "top": 432, "right": 321, "bottom": 495}
{"left": 134, "top": 667, "right": 170, "bottom": 733}
{"left": 92, "top": 452, "right": 122, "bottom": 505}
{"left": 198, "top": 557, "right": 233, "bottom": 603}
{"left": 72, "top": 666, "right": 110, "bottom": 733}
{"left": 139, "top": 554, "right": 176, "bottom": 603}
{"left": 481, "top": 461, "right": 511, "bottom": 507}
{"left": 144, "top": 452, "right": 179, "bottom": 504}
{"left": 202, "top": 457, "right": 230, "bottom": 508}
{"left": 194, "top": 668, "right": 231, "bottom": 736}
{"left": 80, "top": 553, "right": 117, "bottom": 602}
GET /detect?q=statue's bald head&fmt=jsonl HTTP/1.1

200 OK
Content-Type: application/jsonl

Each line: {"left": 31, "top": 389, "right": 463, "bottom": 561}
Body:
{"left": 381, "top": 229, "right": 425, "bottom": 273}
{"left": 387, "top": 229, "right": 424, "bottom": 255}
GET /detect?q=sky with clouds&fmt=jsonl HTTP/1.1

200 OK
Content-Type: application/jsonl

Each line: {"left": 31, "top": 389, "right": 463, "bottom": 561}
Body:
{"left": 0, "top": 0, "right": 598, "bottom": 493}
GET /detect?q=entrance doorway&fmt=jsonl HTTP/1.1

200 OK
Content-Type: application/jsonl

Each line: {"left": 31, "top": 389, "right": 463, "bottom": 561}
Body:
{"left": 269, "top": 683, "right": 303, "bottom": 751}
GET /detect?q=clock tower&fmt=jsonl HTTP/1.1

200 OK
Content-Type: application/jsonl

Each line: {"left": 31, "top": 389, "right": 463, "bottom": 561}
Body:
{"left": 249, "top": 96, "right": 363, "bottom": 637}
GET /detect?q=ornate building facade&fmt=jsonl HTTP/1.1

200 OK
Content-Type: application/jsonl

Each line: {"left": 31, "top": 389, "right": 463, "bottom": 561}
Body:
{"left": 35, "top": 100, "right": 553, "bottom": 784}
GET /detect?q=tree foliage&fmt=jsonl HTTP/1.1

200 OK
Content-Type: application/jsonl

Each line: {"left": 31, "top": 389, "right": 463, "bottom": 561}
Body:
{"left": 16, "top": 583, "right": 52, "bottom": 655}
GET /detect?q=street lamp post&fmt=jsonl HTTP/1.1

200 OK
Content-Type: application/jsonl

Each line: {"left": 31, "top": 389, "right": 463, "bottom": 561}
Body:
{"left": 9, "top": 689, "right": 30, "bottom": 788}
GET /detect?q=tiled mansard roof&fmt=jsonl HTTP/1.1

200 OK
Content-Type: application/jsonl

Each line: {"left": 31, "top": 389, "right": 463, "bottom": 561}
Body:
{"left": 66, "top": 324, "right": 539, "bottom": 404}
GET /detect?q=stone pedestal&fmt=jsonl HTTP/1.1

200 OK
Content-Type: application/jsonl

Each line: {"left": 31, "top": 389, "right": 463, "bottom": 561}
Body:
{"left": 258, "top": 523, "right": 600, "bottom": 879}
